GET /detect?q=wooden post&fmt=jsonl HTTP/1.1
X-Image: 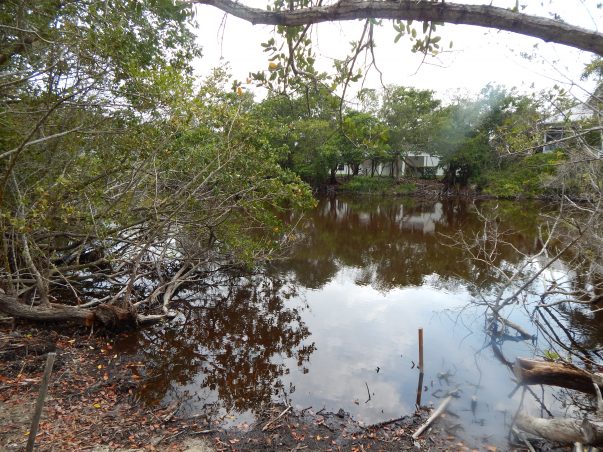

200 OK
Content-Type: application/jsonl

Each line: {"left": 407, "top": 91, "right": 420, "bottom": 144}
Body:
{"left": 26, "top": 352, "right": 56, "bottom": 452}
{"left": 416, "top": 328, "right": 425, "bottom": 406}
{"left": 415, "top": 370, "right": 424, "bottom": 406}
{"left": 418, "top": 328, "right": 424, "bottom": 372}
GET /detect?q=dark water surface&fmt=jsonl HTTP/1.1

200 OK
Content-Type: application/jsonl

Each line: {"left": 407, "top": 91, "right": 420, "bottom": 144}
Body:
{"left": 116, "top": 196, "right": 600, "bottom": 447}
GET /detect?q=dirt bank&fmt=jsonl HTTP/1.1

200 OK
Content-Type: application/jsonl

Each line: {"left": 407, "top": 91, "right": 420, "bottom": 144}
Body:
{"left": 0, "top": 322, "right": 486, "bottom": 451}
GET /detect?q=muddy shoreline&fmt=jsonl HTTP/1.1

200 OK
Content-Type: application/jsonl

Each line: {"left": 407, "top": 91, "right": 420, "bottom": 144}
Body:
{"left": 0, "top": 322, "right": 478, "bottom": 451}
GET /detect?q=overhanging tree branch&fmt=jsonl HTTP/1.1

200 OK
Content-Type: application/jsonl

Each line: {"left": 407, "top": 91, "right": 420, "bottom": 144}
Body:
{"left": 192, "top": 0, "right": 603, "bottom": 56}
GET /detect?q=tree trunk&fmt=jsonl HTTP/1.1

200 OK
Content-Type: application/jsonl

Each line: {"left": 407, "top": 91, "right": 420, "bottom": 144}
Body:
{"left": 194, "top": 0, "right": 603, "bottom": 56}
{"left": 516, "top": 413, "right": 603, "bottom": 446}
{"left": 329, "top": 166, "right": 337, "bottom": 184}
{"left": 0, "top": 293, "right": 137, "bottom": 329}
{"left": 513, "top": 357, "right": 603, "bottom": 395}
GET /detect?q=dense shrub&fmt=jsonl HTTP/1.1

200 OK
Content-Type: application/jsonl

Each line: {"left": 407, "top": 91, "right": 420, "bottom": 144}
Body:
{"left": 482, "top": 151, "right": 565, "bottom": 198}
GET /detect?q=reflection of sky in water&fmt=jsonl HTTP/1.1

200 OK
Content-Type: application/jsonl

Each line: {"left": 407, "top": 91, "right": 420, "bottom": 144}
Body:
{"left": 121, "top": 197, "right": 587, "bottom": 448}
{"left": 277, "top": 267, "right": 537, "bottom": 446}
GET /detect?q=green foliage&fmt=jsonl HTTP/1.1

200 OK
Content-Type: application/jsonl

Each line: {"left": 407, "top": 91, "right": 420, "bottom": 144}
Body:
{"left": 340, "top": 176, "right": 415, "bottom": 196}
{"left": 431, "top": 85, "right": 543, "bottom": 188}
{"left": 482, "top": 152, "right": 565, "bottom": 198}
{"left": 429, "top": 101, "right": 491, "bottom": 186}
{"left": 391, "top": 18, "right": 451, "bottom": 56}
{"left": 250, "top": 24, "right": 328, "bottom": 95}
{"left": 253, "top": 89, "right": 345, "bottom": 185}
{"left": 381, "top": 86, "right": 441, "bottom": 150}
{"left": 582, "top": 57, "right": 603, "bottom": 80}
{"left": 289, "top": 118, "right": 341, "bottom": 185}
{"left": 341, "top": 111, "right": 389, "bottom": 173}
{"left": 0, "top": 1, "right": 315, "bottom": 315}
{"left": 543, "top": 350, "right": 561, "bottom": 362}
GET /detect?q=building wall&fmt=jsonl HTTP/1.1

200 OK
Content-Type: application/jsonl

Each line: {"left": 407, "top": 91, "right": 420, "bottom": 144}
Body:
{"left": 335, "top": 153, "right": 444, "bottom": 177}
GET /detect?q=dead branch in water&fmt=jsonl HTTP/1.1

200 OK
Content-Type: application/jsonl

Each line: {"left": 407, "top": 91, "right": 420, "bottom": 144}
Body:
{"left": 513, "top": 358, "right": 603, "bottom": 396}
{"left": 412, "top": 395, "right": 453, "bottom": 440}
{"left": 516, "top": 413, "right": 603, "bottom": 446}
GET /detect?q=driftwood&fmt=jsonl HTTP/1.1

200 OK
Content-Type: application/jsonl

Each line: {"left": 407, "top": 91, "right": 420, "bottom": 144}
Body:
{"left": 0, "top": 293, "right": 139, "bottom": 328}
{"left": 516, "top": 413, "right": 603, "bottom": 446}
{"left": 412, "top": 395, "right": 453, "bottom": 439}
{"left": 514, "top": 359, "right": 603, "bottom": 446}
{"left": 514, "top": 358, "right": 603, "bottom": 395}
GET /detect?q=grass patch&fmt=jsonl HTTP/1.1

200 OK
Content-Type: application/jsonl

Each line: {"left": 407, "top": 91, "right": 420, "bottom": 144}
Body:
{"left": 340, "top": 176, "right": 416, "bottom": 195}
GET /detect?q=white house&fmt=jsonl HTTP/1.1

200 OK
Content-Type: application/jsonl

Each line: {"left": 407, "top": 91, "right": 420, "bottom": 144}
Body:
{"left": 336, "top": 151, "right": 444, "bottom": 178}
{"left": 395, "top": 202, "right": 444, "bottom": 234}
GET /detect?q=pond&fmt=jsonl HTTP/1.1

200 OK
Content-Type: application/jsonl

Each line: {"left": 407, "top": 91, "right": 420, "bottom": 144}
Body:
{"left": 115, "top": 195, "right": 601, "bottom": 448}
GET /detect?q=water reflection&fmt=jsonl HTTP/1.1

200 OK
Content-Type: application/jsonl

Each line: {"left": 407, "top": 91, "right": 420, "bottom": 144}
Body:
{"left": 274, "top": 197, "right": 541, "bottom": 293}
{"left": 118, "top": 274, "right": 315, "bottom": 412}
{"left": 115, "top": 195, "right": 584, "bottom": 447}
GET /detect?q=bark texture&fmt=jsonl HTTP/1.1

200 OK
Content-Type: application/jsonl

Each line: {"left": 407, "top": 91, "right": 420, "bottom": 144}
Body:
{"left": 516, "top": 413, "right": 603, "bottom": 446}
{"left": 514, "top": 357, "right": 603, "bottom": 395}
{"left": 0, "top": 293, "right": 137, "bottom": 328}
{"left": 195, "top": 0, "right": 603, "bottom": 56}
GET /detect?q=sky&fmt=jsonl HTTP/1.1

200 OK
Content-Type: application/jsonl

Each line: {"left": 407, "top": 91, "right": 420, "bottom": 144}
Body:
{"left": 191, "top": 0, "right": 603, "bottom": 102}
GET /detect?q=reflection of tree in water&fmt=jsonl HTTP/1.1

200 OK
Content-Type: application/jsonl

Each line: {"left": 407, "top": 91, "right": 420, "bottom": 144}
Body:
{"left": 442, "top": 202, "right": 603, "bottom": 447}
{"left": 121, "top": 273, "right": 315, "bottom": 412}
{"left": 546, "top": 256, "right": 603, "bottom": 359}
{"left": 272, "top": 196, "right": 545, "bottom": 293}
{"left": 548, "top": 297, "right": 603, "bottom": 366}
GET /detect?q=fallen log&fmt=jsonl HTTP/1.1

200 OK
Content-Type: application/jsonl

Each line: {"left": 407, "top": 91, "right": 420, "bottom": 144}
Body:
{"left": 0, "top": 293, "right": 138, "bottom": 329}
{"left": 516, "top": 413, "right": 603, "bottom": 446}
{"left": 514, "top": 358, "right": 603, "bottom": 395}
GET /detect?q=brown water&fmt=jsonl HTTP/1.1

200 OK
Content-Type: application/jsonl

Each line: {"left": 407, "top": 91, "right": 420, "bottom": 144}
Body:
{"left": 115, "top": 195, "right": 599, "bottom": 447}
